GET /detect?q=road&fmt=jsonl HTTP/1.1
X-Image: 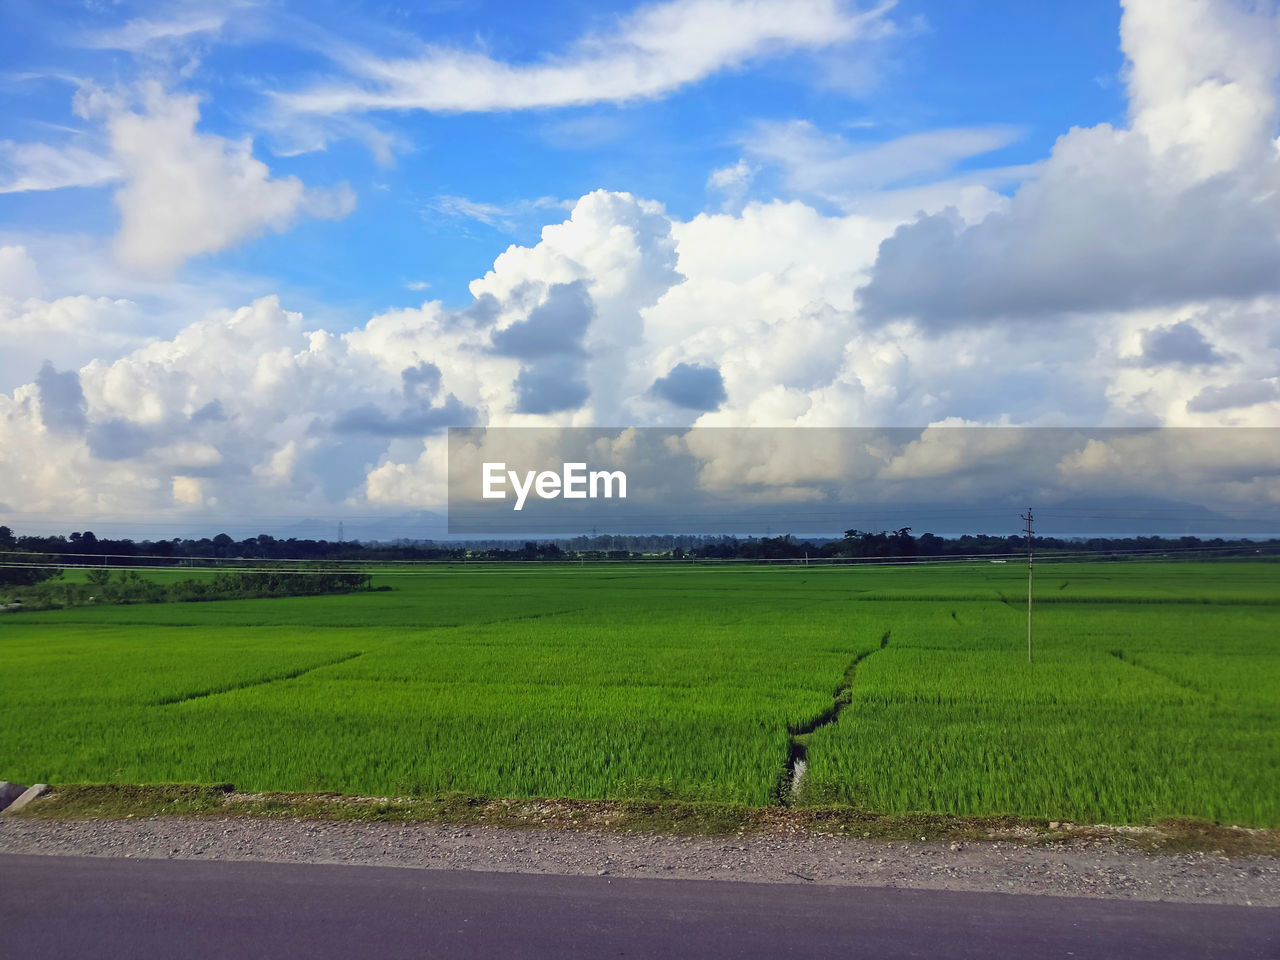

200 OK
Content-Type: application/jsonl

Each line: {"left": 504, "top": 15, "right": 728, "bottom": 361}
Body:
{"left": 2, "top": 854, "right": 1276, "bottom": 959}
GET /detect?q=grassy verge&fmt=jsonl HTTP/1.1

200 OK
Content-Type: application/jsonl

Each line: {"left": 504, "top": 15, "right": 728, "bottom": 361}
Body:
{"left": 11, "top": 783, "right": 1279, "bottom": 857}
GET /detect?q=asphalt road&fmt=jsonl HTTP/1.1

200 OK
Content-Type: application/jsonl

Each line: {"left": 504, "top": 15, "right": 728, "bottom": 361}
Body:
{"left": 2, "top": 854, "right": 1276, "bottom": 959}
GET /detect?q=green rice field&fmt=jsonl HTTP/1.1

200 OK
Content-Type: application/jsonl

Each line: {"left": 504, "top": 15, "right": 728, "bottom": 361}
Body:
{"left": 1, "top": 561, "right": 1277, "bottom": 826}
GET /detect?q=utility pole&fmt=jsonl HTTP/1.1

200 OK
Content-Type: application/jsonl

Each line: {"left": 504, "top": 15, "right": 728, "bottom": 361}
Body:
{"left": 338, "top": 520, "right": 344, "bottom": 544}
{"left": 1021, "top": 507, "right": 1034, "bottom": 663}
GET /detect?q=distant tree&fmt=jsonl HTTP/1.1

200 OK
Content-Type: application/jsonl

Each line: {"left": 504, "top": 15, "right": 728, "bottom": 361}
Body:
{"left": 890, "top": 527, "right": 916, "bottom": 557}
{"left": 70, "top": 530, "right": 100, "bottom": 554}
{"left": 0, "top": 552, "right": 61, "bottom": 588}
{"left": 917, "top": 533, "right": 945, "bottom": 556}
{"left": 211, "top": 533, "right": 235, "bottom": 558}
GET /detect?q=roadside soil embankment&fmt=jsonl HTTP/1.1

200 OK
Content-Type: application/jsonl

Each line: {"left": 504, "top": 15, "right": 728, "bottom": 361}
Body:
{"left": 2, "top": 809, "right": 1277, "bottom": 907}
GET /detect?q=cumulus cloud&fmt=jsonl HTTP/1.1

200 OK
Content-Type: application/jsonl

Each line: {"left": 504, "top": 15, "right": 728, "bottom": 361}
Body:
{"left": 1187, "top": 380, "right": 1280, "bottom": 413}
{"left": 35, "top": 361, "right": 87, "bottom": 434}
{"left": 401, "top": 362, "right": 442, "bottom": 401}
{"left": 333, "top": 362, "right": 476, "bottom": 436}
{"left": 491, "top": 281, "right": 595, "bottom": 358}
{"left": 708, "top": 163, "right": 751, "bottom": 189}
{"left": 331, "top": 396, "right": 473, "bottom": 436}
{"left": 1138, "top": 320, "right": 1226, "bottom": 367}
{"left": 0, "top": 245, "right": 42, "bottom": 299}
{"left": 1122, "top": 0, "right": 1280, "bottom": 179}
{"left": 7, "top": 81, "right": 355, "bottom": 276}
{"left": 707, "top": 158, "right": 755, "bottom": 209}
{"left": 98, "top": 84, "right": 355, "bottom": 275}
{"left": 650, "top": 362, "right": 727, "bottom": 410}
{"left": 0, "top": 197, "right": 659, "bottom": 514}
{"left": 513, "top": 361, "right": 593, "bottom": 415}
{"left": 0, "top": 297, "right": 345, "bottom": 518}
{"left": 171, "top": 475, "right": 205, "bottom": 505}
{"left": 190, "top": 399, "right": 227, "bottom": 423}
{"left": 0, "top": 194, "right": 672, "bottom": 517}
{"left": 1056, "top": 429, "right": 1280, "bottom": 507}
{"left": 857, "top": 0, "right": 1280, "bottom": 327}
{"left": 87, "top": 417, "right": 155, "bottom": 461}
{"left": 468, "top": 190, "right": 683, "bottom": 425}
{"left": 278, "top": 0, "right": 894, "bottom": 114}
{"left": 0, "top": 291, "right": 160, "bottom": 393}
{"left": 1, "top": 182, "right": 1277, "bottom": 524}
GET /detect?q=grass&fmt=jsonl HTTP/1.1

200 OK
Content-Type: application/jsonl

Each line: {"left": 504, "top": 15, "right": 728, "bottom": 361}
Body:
{"left": 799, "top": 602, "right": 1280, "bottom": 826}
{"left": 1, "top": 561, "right": 1277, "bottom": 828}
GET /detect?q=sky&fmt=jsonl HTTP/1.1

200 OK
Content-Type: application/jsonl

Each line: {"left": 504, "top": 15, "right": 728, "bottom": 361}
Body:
{"left": 1, "top": 0, "right": 1278, "bottom": 537}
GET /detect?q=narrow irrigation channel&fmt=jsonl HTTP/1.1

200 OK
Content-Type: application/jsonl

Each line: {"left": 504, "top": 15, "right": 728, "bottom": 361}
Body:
{"left": 776, "top": 631, "right": 890, "bottom": 805}
{"left": 151, "top": 652, "right": 364, "bottom": 706}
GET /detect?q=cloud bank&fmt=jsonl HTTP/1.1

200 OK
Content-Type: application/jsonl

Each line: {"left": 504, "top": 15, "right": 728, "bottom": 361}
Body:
{"left": 856, "top": 0, "right": 1280, "bottom": 327}
{"left": 1, "top": 0, "right": 1278, "bottom": 529}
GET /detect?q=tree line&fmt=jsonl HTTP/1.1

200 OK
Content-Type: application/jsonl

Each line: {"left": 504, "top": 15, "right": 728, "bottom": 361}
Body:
{"left": 1, "top": 526, "right": 374, "bottom": 610}
{"left": 3, "top": 522, "right": 1276, "bottom": 577}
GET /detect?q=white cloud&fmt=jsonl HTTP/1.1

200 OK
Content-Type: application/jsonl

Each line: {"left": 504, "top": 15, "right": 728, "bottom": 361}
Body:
{"left": 5, "top": 0, "right": 1279, "bottom": 527}
{"left": 0, "top": 245, "right": 42, "bottom": 299}
{"left": 707, "top": 158, "right": 755, "bottom": 210}
{"left": 1099, "top": 301, "right": 1280, "bottom": 427}
{"left": 426, "top": 195, "right": 572, "bottom": 234}
{"left": 0, "top": 141, "right": 120, "bottom": 194}
{"left": 4, "top": 79, "right": 356, "bottom": 276}
{"left": 82, "top": 10, "right": 228, "bottom": 52}
{"left": 171, "top": 475, "right": 206, "bottom": 505}
{"left": 744, "top": 119, "right": 1025, "bottom": 198}
{"left": 1, "top": 184, "right": 1276, "bottom": 524}
{"left": 0, "top": 247, "right": 157, "bottom": 389}
{"left": 278, "top": 0, "right": 895, "bottom": 114}
{"left": 1055, "top": 429, "right": 1280, "bottom": 506}
{"left": 102, "top": 84, "right": 355, "bottom": 275}
{"left": 1187, "top": 380, "right": 1280, "bottom": 414}
{"left": 1122, "top": 0, "right": 1280, "bottom": 179}
{"left": 735, "top": 119, "right": 1036, "bottom": 227}
{"left": 707, "top": 158, "right": 754, "bottom": 191}
{"left": 262, "top": 113, "right": 404, "bottom": 167}
{"left": 0, "top": 295, "right": 146, "bottom": 388}
{"left": 857, "top": 0, "right": 1280, "bottom": 327}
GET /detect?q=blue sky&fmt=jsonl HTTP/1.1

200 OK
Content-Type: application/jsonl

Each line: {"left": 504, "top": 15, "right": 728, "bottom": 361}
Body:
{"left": 2, "top": 0, "right": 1127, "bottom": 314}
{"left": 0, "top": 0, "right": 1278, "bottom": 533}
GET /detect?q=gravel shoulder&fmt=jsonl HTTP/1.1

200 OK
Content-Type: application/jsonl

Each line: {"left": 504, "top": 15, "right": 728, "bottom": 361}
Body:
{"left": 3, "top": 815, "right": 1277, "bottom": 907}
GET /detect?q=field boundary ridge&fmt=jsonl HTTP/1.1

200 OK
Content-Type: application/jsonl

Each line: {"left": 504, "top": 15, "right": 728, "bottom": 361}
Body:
{"left": 9, "top": 783, "right": 1279, "bottom": 856}
{"left": 152, "top": 652, "right": 363, "bottom": 706}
